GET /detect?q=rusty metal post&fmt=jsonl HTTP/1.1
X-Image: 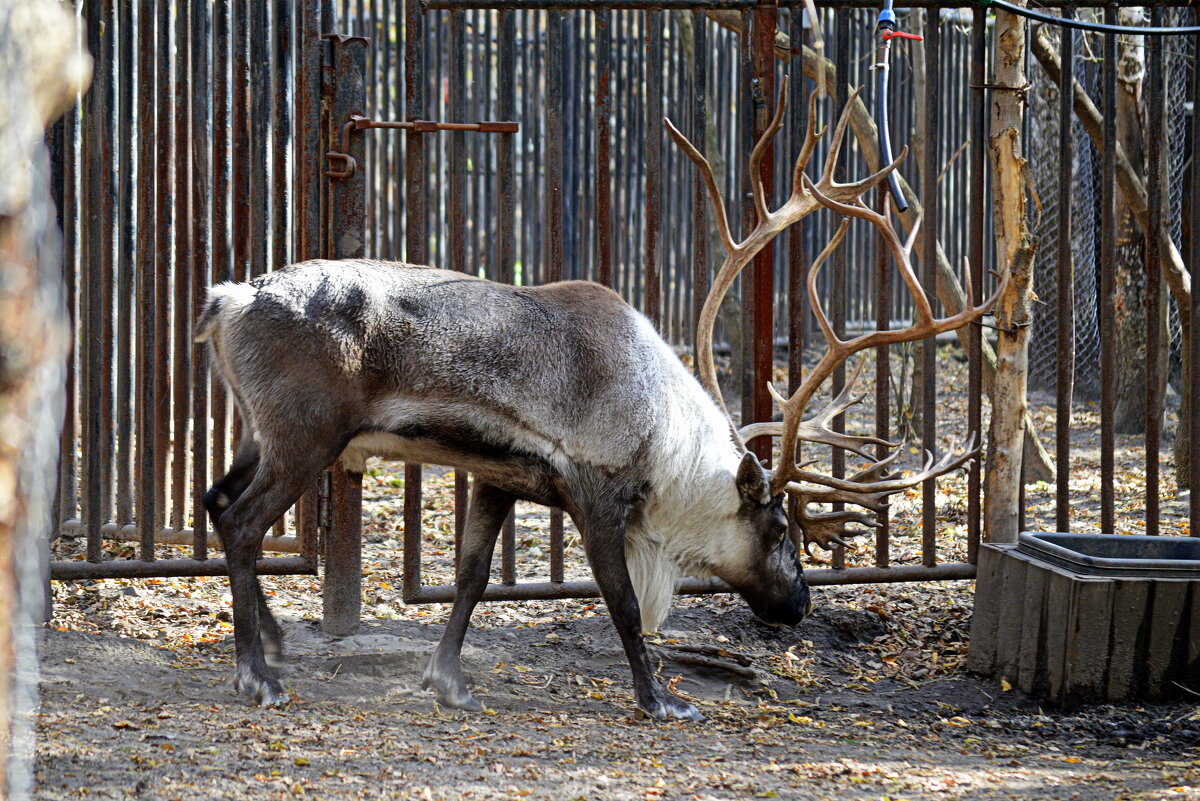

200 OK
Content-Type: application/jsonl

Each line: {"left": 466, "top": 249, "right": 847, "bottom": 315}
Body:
{"left": 597, "top": 9, "right": 612, "bottom": 289}
{"left": 1054, "top": 7, "right": 1074, "bottom": 532}
{"left": 690, "top": 8, "right": 706, "bottom": 362}
{"left": 967, "top": 4, "right": 986, "bottom": 561}
{"left": 192, "top": 0, "right": 212, "bottom": 560}
{"left": 322, "top": 33, "right": 368, "bottom": 636}
{"left": 402, "top": 0, "right": 426, "bottom": 603}
{"left": 919, "top": 7, "right": 939, "bottom": 566}
{"left": 1143, "top": 6, "right": 1165, "bottom": 537}
{"left": 831, "top": 8, "right": 849, "bottom": 570}
{"left": 546, "top": 10, "right": 565, "bottom": 583}
{"left": 498, "top": 8, "right": 518, "bottom": 584}
{"left": 1098, "top": 10, "right": 1116, "bottom": 534}
{"left": 748, "top": 4, "right": 774, "bottom": 466}
{"left": 644, "top": 9, "right": 662, "bottom": 327}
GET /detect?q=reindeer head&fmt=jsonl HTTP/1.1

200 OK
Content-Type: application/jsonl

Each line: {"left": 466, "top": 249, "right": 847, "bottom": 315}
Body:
{"left": 667, "top": 78, "right": 1004, "bottom": 571}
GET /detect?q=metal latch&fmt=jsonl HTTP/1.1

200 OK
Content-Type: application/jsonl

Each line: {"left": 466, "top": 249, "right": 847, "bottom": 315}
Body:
{"left": 326, "top": 115, "right": 520, "bottom": 179}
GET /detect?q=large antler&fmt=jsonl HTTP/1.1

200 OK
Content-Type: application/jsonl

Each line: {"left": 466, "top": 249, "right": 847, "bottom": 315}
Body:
{"left": 664, "top": 78, "right": 900, "bottom": 420}
{"left": 666, "top": 78, "right": 1006, "bottom": 555}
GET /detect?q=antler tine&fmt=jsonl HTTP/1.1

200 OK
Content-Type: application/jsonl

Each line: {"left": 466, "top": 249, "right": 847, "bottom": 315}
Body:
{"left": 791, "top": 89, "right": 826, "bottom": 198}
{"left": 748, "top": 74, "right": 791, "bottom": 224}
{"left": 663, "top": 117, "right": 736, "bottom": 256}
{"left": 805, "top": 218, "right": 852, "bottom": 352}
{"left": 818, "top": 86, "right": 865, "bottom": 187}
{"left": 803, "top": 174, "right": 935, "bottom": 326}
{"left": 790, "top": 431, "right": 979, "bottom": 496}
{"left": 902, "top": 210, "right": 922, "bottom": 259}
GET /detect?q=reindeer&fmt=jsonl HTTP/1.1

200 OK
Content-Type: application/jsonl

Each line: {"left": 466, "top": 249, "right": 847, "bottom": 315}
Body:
{"left": 196, "top": 80, "right": 1001, "bottom": 721}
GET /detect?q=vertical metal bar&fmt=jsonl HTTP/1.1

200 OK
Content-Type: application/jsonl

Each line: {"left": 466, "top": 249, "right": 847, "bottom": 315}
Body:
{"left": 211, "top": 0, "right": 230, "bottom": 492}
{"left": 403, "top": 0, "right": 426, "bottom": 602}
{"left": 116, "top": 0, "right": 135, "bottom": 527}
{"left": 172, "top": 0, "right": 192, "bottom": 533}
{"left": 82, "top": 0, "right": 103, "bottom": 561}
{"left": 1144, "top": 6, "right": 1164, "bottom": 537}
{"left": 786, "top": 5, "right": 804, "bottom": 393}
{"left": 737, "top": 8, "right": 754, "bottom": 433}
{"left": 250, "top": 0, "right": 270, "bottom": 281}
{"left": 324, "top": 35, "right": 368, "bottom": 635}
{"left": 920, "top": 7, "right": 940, "bottom": 567}
{"left": 785, "top": 6, "right": 806, "bottom": 551}
{"left": 874, "top": 185, "right": 891, "bottom": 567}
{"left": 1099, "top": 9, "right": 1116, "bottom": 534}
{"left": 498, "top": 8, "right": 517, "bottom": 584}
{"left": 450, "top": 10, "right": 469, "bottom": 568}
{"left": 268, "top": 0, "right": 290, "bottom": 550}
{"left": 299, "top": 0, "right": 322, "bottom": 262}
{"left": 644, "top": 9, "right": 662, "bottom": 328}
{"left": 99, "top": 0, "right": 116, "bottom": 528}
{"left": 274, "top": 0, "right": 291, "bottom": 273}
{"left": 230, "top": 0, "right": 249, "bottom": 456}
{"left": 137, "top": 0, "right": 157, "bottom": 560}
{"left": 831, "top": 8, "right": 849, "bottom": 570}
{"left": 597, "top": 9, "right": 612, "bottom": 289}
{"left": 691, "top": 8, "right": 707, "bottom": 358}
{"left": 547, "top": 9, "right": 565, "bottom": 584}
{"left": 192, "top": 0, "right": 212, "bottom": 559}
{"left": 1192, "top": 19, "right": 1200, "bottom": 538}
{"left": 748, "top": 4, "right": 775, "bottom": 466}
{"left": 967, "top": 4, "right": 985, "bottom": 560}
{"left": 155, "top": 0, "right": 173, "bottom": 534}
{"left": 57, "top": 95, "right": 78, "bottom": 530}
{"left": 47, "top": 113, "right": 69, "bottom": 532}
{"left": 1054, "top": 8, "right": 1075, "bottom": 532}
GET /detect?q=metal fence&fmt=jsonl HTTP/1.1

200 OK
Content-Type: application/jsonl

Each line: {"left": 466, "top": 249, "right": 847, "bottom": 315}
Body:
{"left": 48, "top": 0, "right": 321, "bottom": 581}
{"left": 49, "top": 2, "right": 1200, "bottom": 618}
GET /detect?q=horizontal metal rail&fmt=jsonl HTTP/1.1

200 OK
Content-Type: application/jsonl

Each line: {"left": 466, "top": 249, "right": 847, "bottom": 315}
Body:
{"left": 50, "top": 557, "right": 317, "bottom": 581}
{"left": 405, "top": 563, "right": 977, "bottom": 603}
{"left": 56, "top": 521, "right": 301, "bottom": 554}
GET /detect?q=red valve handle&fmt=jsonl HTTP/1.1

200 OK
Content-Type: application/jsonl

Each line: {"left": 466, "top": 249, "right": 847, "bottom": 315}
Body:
{"left": 882, "top": 30, "right": 924, "bottom": 41}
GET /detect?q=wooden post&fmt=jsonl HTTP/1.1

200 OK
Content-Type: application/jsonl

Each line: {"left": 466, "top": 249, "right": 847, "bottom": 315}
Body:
{"left": 0, "top": 2, "right": 88, "bottom": 795}
{"left": 984, "top": 2, "right": 1039, "bottom": 544}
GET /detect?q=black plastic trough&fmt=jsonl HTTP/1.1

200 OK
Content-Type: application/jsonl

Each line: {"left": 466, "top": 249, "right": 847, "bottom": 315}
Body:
{"left": 1016, "top": 532, "right": 1200, "bottom": 579}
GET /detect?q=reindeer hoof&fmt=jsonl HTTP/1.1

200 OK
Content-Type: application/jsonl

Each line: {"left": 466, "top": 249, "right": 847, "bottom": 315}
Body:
{"left": 421, "top": 664, "right": 483, "bottom": 712}
{"left": 638, "top": 694, "right": 703, "bottom": 722}
{"left": 235, "top": 667, "right": 289, "bottom": 707}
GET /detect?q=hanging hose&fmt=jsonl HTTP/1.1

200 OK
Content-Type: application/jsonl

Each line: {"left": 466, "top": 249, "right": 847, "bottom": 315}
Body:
{"left": 978, "top": 0, "right": 1200, "bottom": 36}
{"left": 875, "top": 0, "right": 920, "bottom": 212}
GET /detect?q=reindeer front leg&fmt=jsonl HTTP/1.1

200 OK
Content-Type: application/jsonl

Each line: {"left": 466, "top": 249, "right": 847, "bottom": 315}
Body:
{"left": 577, "top": 499, "right": 701, "bottom": 722}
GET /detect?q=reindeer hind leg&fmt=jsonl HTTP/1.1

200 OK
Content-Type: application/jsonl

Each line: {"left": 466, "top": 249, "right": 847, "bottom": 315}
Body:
{"left": 423, "top": 482, "right": 515, "bottom": 711}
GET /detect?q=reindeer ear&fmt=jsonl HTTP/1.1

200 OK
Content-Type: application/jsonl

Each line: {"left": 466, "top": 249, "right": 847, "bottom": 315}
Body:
{"left": 735, "top": 451, "right": 769, "bottom": 504}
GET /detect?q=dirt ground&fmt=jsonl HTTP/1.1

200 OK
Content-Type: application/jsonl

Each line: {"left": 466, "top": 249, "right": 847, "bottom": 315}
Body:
{"left": 36, "top": 350, "right": 1200, "bottom": 800}
{"left": 35, "top": 582, "right": 1200, "bottom": 801}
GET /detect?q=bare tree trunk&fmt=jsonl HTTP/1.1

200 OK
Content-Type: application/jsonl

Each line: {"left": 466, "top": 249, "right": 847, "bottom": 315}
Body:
{"left": 984, "top": 4, "right": 1038, "bottom": 544}
{"left": 0, "top": 3, "right": 88, "bottom": 797}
